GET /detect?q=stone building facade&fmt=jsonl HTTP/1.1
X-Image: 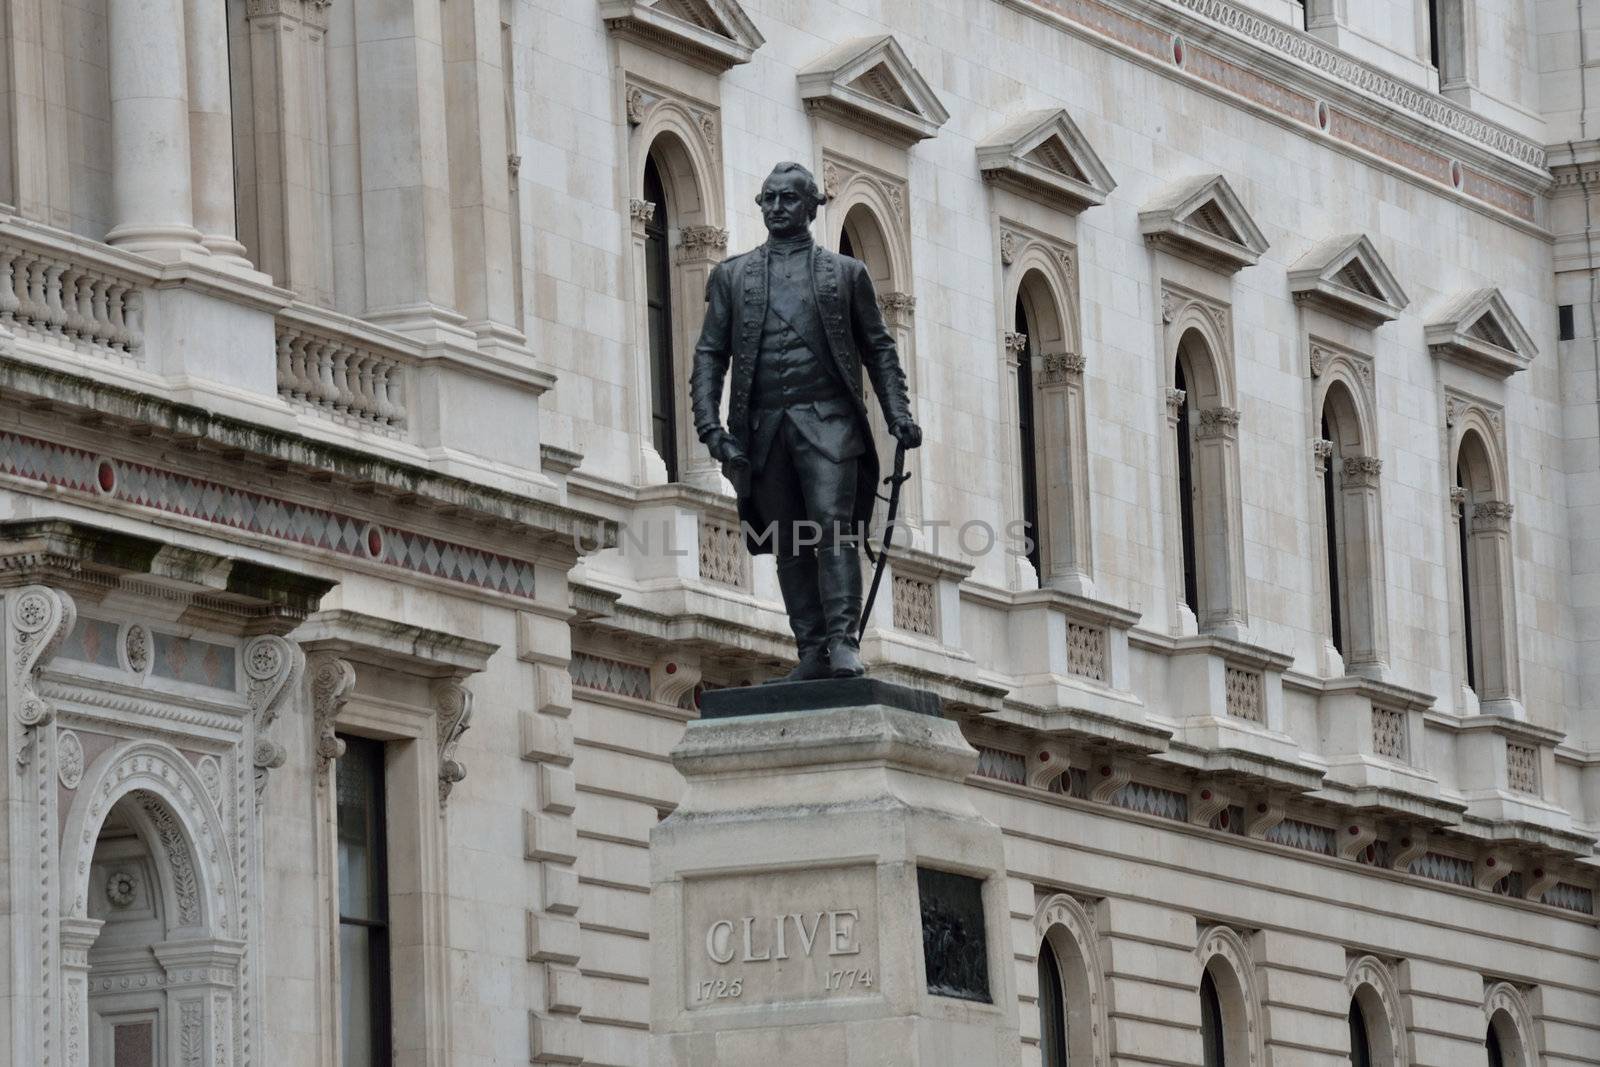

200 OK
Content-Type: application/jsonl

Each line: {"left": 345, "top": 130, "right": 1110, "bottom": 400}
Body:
{"left": 0, "top": 0, "right": 1595, "bottom": 1064}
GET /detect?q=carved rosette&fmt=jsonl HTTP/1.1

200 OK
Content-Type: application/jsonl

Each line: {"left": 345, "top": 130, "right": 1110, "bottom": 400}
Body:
{"left": 246, "top": 635, "right": 302, "bottom": 794}
{"left": 433, "top": 678, "right": 473, "bottom": 806}
{"left": 1195, "top": 406, "right": 1242, "bottom": 440}
{"left": 8, "top": 585, "right": 77, "bottom": 739}
{"left": 998, "top": 229, "right": 1018, "bottom": 266}
{"left": 1341, "top": 455, "right": 1382, "bottom": 489}
{"left": 123, "top": 623, "right": 150, "bottom": 674}
{"left": 58, "top": 729, "right": 85, "bottom": 788}
{"left": 310, "top": 656, "right": 356, "bottom": 775}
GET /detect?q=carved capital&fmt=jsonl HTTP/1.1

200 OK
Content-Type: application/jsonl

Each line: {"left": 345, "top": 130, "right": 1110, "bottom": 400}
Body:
{"left": 1165, "top": 387, "right": 1187, "bottom": 416}
{"left": 1449, "top": 486, "right": 1468, "bottom": 508}
{"left": 1472, "top": 499, "right": 1514, "bottom": 532}
{"left": 1003, "top": 331, "right": 1028, "bottom": 361}
{"left": 628, "top": 198, "right": 656, "bottom": 236}
{"left": 1194, "top": 406, "right": 1242, "bottom": 440}
{"left": 309, "top": 655, "right": 355, "bottom": 775}
{"left": 679, "top": 225, "right": 728, "bottom": 255}
{"left": 878, "top": 291, "right": 916, "bottom": 327}
{"left": 1041, "top": 351, "right": 1086, "bottom": 384}
{"left": 1312, "top": 438, "right": 1335, "bottom": 465}
{"left": 433, "top": 679, "right": 473, "bottom": 806}
{"left": 7, "top": 586, "right": 76, "bottom": 746}
{"left": 1341, "top": 455, "right": 1382, "bottom": 488}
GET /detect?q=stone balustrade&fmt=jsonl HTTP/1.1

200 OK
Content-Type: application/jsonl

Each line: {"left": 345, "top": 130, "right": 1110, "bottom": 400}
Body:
{"left": 0, "top": 226, "right": 150, "bottom": 359}
{"left": 275, "top": 306, "right": 413, "bottom": 434}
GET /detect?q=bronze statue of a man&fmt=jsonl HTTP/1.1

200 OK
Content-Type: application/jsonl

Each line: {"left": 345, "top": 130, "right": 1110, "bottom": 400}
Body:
{"left": 691, "top": 162, "right": 922, "bottom": 680}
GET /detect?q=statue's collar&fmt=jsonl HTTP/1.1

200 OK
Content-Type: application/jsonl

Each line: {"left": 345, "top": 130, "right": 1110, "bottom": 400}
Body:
{"left": 765, "top": 232, "right": 813, "bottom": 253}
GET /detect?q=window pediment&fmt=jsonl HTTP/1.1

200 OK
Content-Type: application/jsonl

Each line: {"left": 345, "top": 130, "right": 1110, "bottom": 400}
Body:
{"left": 1426, "top": 288, "right": 1537, "bottom": 378}
{"left": 1288, "top": 235, "right": 1408, "bottom": 327}
{"left": 600, "top": 0, "right": 765, "bottom": 73}
{"left": 977, "top": 108, "right": 1116, "bottom": 215}
{"left": 1139, "top": 174, "right": 1269, "bottom": 274}
{"left": 797, "top": 35, "right": 949, "bottom": 148}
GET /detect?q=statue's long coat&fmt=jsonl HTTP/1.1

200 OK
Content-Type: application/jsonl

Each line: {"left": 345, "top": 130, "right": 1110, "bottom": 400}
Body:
{"left": 689, "top": 241, "right": 914, "bottom": 553}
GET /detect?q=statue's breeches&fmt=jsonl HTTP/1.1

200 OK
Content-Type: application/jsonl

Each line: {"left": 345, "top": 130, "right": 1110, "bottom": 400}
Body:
{"left": 748, "top": 416, "right": 860, "bottom": 556}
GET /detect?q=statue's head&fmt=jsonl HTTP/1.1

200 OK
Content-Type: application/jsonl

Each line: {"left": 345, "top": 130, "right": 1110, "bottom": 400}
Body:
{"left": 756, "top": 162, "right": 825, "bottom": 240}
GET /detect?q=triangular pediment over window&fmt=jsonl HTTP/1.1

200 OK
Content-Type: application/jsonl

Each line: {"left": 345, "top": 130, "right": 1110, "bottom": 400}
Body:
{"left": 1287, "top": 235, "right": 1409, "bottom": 327}
{"left": 1138, "top": 174, "right": 1269, "bottom": 274}
{"left": 1425, "top": 289, "right": 1537, "bottom": 378}
{"left": 976, "top": 109, "right": 1116, "bottom": 215}
{"left": 600, "top": 0, "right": 765, "bottom": 73}
{"left": 797, "top": 35, "right": 949, "bottom": 148}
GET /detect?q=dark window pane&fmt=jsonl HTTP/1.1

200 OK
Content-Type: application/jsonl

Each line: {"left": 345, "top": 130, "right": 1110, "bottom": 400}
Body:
{"left": 1322, "top": 414, "right": 1343, "bottom": 654}
{"left": 1456, "top": 463, "right": 1476, "bottom": 692}
{"left": 1175, "top": 360, "right": 1199, "bottom": 615}
{"left": 1201, "top": 967, "right": 1226, "bottom": 1067}
{"left": 1016, "top": 298, "right": 1041, "bottom": 577}
{"left": 1486, "top": 1023, "right": 1506, "bottom": 1067}
{"left": 337, "top": 736, "right": 390, "bottom": 1067}
{"left": 1349, "top": 998, "right": 1372, "bottom": 1067}
{"left": 1037, "top": 939, "right": 1068, "bottom": 1067}
{"left": 643, "top": 154, "right": 678, "bottom": 481}
{"left": 1559, "top": 304, "right": 1575, "bottom": 341}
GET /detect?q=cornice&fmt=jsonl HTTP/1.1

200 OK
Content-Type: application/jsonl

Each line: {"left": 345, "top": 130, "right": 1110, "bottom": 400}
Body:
{"left": 1002, "top": 0, "right": 1549, "bottom": 227}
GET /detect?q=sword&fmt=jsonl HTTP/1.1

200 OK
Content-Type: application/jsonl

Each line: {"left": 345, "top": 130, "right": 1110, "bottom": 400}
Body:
{"left": 859, "top": 442, "right": 910, "bottom": 640}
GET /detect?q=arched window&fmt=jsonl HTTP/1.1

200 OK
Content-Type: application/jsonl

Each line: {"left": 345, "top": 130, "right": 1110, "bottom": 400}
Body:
{"left": 1316, "top": 376, "right": 1387, "bottom": 673}
{"left": 1348, "top": 996, "right": 1373, "bottom": 1067}
{"left": 1455, "top": 456, "right": 1477, "bottom": 692}
{"left": 838, "top": 204, "right": 903, "bottom": 502}
{"left": 1481, "top": 981, "right": 1536, "bottom": 1067}
{"left": 642, "top": 153, "right": 679, "bottom": 481}
{"left": 1037, "top": 937, "right": 1069, "bottom": 1066}
{"left": 1485, "top": 1022, "right": 1505, "bottom": 1067}
{"left": 1200, "top": 966, "right": 1227, "bottom": 1066}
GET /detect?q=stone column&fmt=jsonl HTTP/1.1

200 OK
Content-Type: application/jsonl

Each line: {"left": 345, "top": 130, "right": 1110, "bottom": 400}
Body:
{"left": 107, "top": 0, "right": 205, "bottom": 256}
{"left": 1469, "top": 499, "right": 1518, "bottom": 705}
{"left": 651, "top": 682, "right": 1021, "bottom": 1063}
{"left": 59, "top": 917, "right": 104, "bottom": 1067}
{"left": 1339, "top": 455, "right": 1388, "bottom": 675}
{"left": 628, "top": 198, "right": 670, "bottom": 485}
{"left": 185, "top": 0, "right": 250, "bottom": 264}
{"left": 1038, "top": 350, "right": 1092, "bottom": 596}
{"left": 1163, "top": 386, "right": 1193, "bottom": 634}
{"left": 352, "top": 0, "right": 461, "bottom": 337}
{"left": 1194, "top": 406, "right": 1247, "bottom": 638}
{"left": 1002, "top": 330, "right": 1034, "bottom": 589}
{"left": 678, "top": 225, "right": 730, "bottom": 493}
{"left": 243, "top": 0, "right": 337, "bottom": 302}
{"left": 154, "top": 939, "right": 246, "bottom": 1067}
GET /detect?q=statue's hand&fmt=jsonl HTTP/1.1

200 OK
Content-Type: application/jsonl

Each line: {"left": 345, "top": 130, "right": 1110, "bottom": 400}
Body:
{"left": 707, "top": 430, "right": 747, "bottom": 467}
{"left": 889, "top": 419, "right": 923, "bottom": 450}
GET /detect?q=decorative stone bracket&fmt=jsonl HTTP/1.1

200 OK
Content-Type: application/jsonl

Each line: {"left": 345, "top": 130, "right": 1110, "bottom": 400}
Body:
{"left": 433, "top": 678, "right": 474, "bottom": 806}
{"left": 7, "top": 585, "right": 77, "bottom": 766}
{"left": 246, "top": 634, "right": 303, "bottom": 796}
{"left": 310, "top": 654, "right": 355, "bottom": 776}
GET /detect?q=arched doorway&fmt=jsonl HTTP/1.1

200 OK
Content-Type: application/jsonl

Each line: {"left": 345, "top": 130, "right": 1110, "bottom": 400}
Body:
{"left": 59, "top": 742, "right": 243, "bottom": 1067}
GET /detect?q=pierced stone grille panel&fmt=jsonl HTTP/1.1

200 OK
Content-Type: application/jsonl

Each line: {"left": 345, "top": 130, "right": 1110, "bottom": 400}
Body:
{"left": 1506, "top": 742, "right": 1539, "bottom": 795}
{"left": 1065, "top": 623, "right": 1107, "bottom": 682}
{"left": 892, "top": 574, "right": 938, "bottom": 637}
{"left": 1409, "top": 852, "right": 1474, "bottom": 886}
{"left": 570, "top": 653, "right": 651, "bottom": 701}
{"left": 1264, "top": 818, "right": 1336, "bottom": 855}
{"left": 1544, "top": 883, "right": 1596, "bottom": 914}
{"left": 1371, "top": 707, "right": 1408, "bottom": 762}
{"left": 698, "top": 517, "right": 749, "bottom": 589}
{"left": 1112, "top": 781, "right": 1189, "bottom": 822}
{"left": 1224, "top": 666, "right": 1263, "bottom": 723}
{"left": 973, "top": 746, "right": 1025, "bottom": 785}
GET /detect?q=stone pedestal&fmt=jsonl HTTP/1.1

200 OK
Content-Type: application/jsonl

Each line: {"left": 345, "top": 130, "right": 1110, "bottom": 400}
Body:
{"left": 650, "top": 682, "right": 1021, "bottom": 1065}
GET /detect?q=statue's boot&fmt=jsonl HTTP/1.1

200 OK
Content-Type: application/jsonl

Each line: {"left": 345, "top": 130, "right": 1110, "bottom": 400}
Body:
{"left": 818, "top": 545, "right": 865, "bottom": 677}
{"left": 768, "top": 554, "right": 832, "bottom": 683}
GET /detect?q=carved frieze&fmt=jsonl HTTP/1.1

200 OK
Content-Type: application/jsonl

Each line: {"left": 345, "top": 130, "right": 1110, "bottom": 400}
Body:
{"left": 1341, "top": 455, "right": 1382, "bottom": 488}
{"left": 1195, "top": 406, "right": 1242, "bottom": 440}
